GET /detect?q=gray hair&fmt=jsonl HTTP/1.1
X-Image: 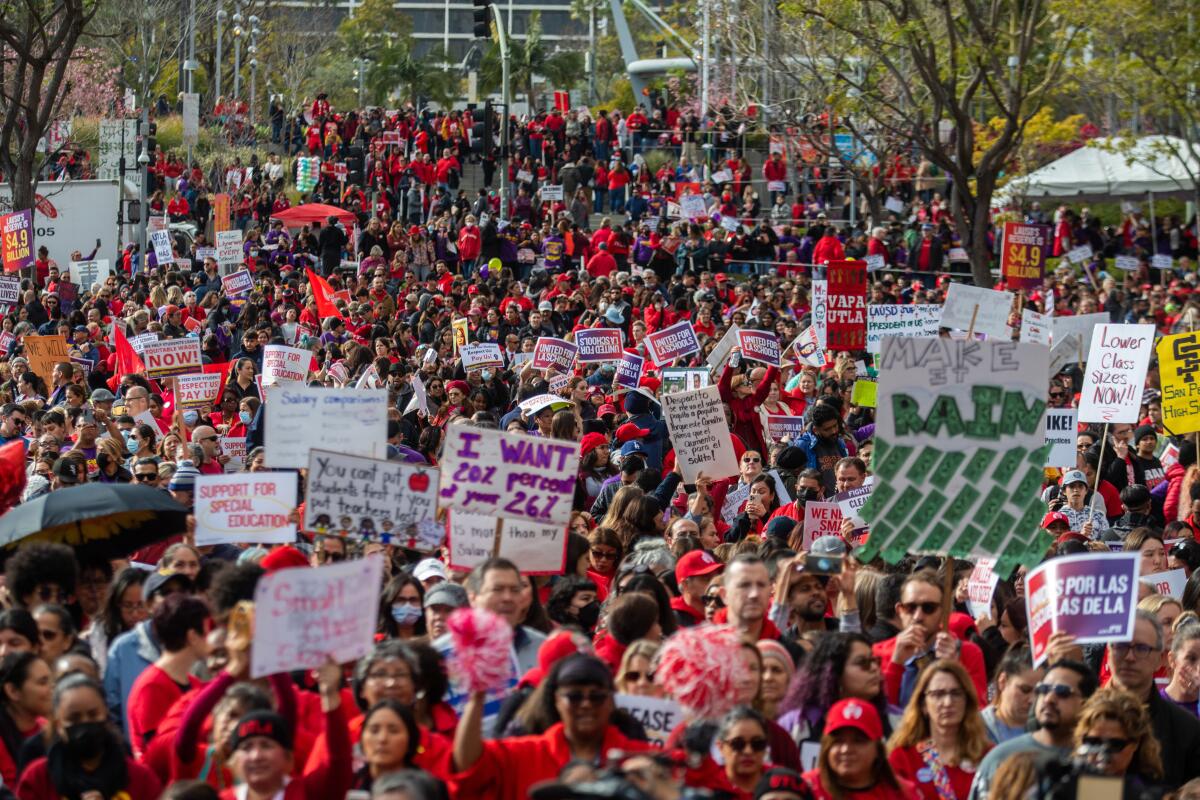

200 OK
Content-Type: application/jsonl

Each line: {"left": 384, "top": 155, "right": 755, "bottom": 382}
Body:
{"left": 625, "top": 539, "right": 676, "bottom": 575}
{"left": 371, "top": 768, "right": 444, "bottom": 800}
{"left": 715, "top": 704, "right": 766, "bottom": 743}
{"left": 1134, "top": 609, "right": 1165, "bottom": 651}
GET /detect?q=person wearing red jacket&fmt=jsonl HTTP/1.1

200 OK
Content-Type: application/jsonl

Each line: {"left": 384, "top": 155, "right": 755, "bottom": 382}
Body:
{"left": 458, "top": 217, "right": 482, "bottom": 276}
{"left": 167, "top": 194, "right": 190, "bottom": 222}
{"left": 812, "top": 229, "right": 845, "bottom": 265}
{"left": 586, "top": 242, "right": 617, "bottom": 278}
{"left": 763, "top": 151, "right": 788, "bottom": 204}
{"left": 719, "top": 351, "right": 778, "bottom": 462}
{"left": 434, "top": 149, "right": 461, "bottom": 191}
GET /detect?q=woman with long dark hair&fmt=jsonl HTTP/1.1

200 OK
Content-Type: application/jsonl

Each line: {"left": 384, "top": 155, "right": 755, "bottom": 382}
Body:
{"left": 378, "top": 574, "right": 427, "bottom": 641}
{"left": 0, "top": 651, "right": 51, "bottom": 786}
{"left": 83, "top": 568, "right": 149, "bottom": 674}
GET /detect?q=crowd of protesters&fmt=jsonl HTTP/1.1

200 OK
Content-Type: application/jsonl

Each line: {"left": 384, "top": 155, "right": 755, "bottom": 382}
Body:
{"left": 3, "top": 90, "right": 1200, "bottom": 800}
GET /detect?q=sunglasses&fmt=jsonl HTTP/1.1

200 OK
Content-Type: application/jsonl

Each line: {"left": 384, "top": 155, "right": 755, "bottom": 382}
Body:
{"left": 624, "top": 670, "right": 655, "bottom": 683}
{"left": 134, "top": 473, "right": 158, "bottom": 482}
{"left": 703, "top": 594, "right": 725, "bottom": 608}
{"left": 724, "top": 737, "right": 768, "bottom": 753}
{"left": 1082, "top": 736, "right": 1133, "bottom": 753}
{"left": 899, "top": 601, "right": 941, "bottom": 616}
{"left": 1034, "top": 683, "right": 1079, "bottom": 698}
{"left": 591, "top": 548, "right": 618, "bottom": 560}
{"left": 1049, "top": 392, "right": 1065, "bottom": 399}
{"left": 557, "top": 689, "right": 611, "bottom": 706}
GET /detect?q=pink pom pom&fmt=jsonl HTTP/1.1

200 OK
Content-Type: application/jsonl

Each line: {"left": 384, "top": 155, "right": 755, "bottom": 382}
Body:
{"left": 446, "top": 607, "right": 515, "bottom": 693}
{"left": 655, "top": 625, "right": 749, "bottom": 720}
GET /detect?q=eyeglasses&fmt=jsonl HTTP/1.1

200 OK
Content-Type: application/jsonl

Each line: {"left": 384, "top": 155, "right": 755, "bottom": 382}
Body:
{"left": 624, "top": 670, "right": 655, "bottom": 683}
{"left": 590, "top": 548, "right": 618, "bottom": 560}
{"left": 925, "top": 688, "right": 965, "bottom": 703}
{"left": 723, "top": 736, "right": 768, "bottom": 753}
{"left": 1112, "top": 642, "right": 1159, "bottom": 659}
{"left": 703, "top": 594, "right": 725, "bottom": 608}
{"left": 1082, "top": 736, "right": 1133, "bottom": 753}
{"left": 135, "top": 473, "right": 158, "bottom": 482}
{"left": 899, "top": 601, "right": 941, "bottom": 616}
{"left": 1034, "top": 683, "right": 1079, "bottom": 698}
{"left": 558, "top": 688, "right": 611, "bottom": 706}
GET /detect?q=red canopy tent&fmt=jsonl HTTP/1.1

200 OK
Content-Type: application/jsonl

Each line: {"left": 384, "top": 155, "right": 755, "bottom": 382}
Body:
{"left": 270, "top": 203, "right": 357, "bottom": 229}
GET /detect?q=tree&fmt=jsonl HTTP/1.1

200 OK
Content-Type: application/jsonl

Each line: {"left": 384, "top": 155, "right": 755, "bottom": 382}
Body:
{"left": 366, "top": 40, "right": 460, "bottom": 109}
{"left": 0, "top": 0, "right": 100, "bottom": 213}
{"left": 479, "top": 11, "right": 584, "bottom": 110}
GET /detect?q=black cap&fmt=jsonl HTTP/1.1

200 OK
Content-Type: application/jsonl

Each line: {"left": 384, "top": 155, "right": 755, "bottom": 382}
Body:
{"left": 51, "top": 458, "right": 80, "bottom": 485}
{"left": 754, "top": 768, "right": 812, "bottom": 800}
{"left": 228, "top": 710, "right": 293, "bottom": 752}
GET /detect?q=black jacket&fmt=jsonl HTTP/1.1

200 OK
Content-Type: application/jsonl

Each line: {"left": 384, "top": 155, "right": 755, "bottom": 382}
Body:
{"left": 1147, "top": 684, "right": 1200, "bottom": 788}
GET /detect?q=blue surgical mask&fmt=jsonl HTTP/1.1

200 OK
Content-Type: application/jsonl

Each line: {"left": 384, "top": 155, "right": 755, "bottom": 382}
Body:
{"left": 239, "top": 411, "right": 253, "bottom": 425}
{"left": 182, "top": 410, "right": 199, "bottom": 426}
{"left": 391, "top": 604, "right": 423, "bottom": 626}
{"left": 481, "top": 370, "right": 493, "bottom": 382}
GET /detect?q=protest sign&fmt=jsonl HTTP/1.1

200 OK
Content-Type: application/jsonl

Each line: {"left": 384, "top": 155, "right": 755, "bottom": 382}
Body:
{"left": 1077, "top": 323, "right": 1154, "bottom": 423}
{"left": 1048, "top": 334, "right": 1080, "bottom": 378}
{"left": 721, "top": 484, "right": 752, "bottom": 525}
{"left": 438, "top": 426, "right": 579, "bottom": 525}
{"left": 788, "top": 326, "right": 825, "bottom": 368}
{"left": 305, "top": 450, "right": 441, "bottom": 550}
{"left": 850, "top": 379, "right": 877, "bottom": 408}
{"left": 826, "top": 260, "right": 867, "bottom": 351}
{"left": 250, "top": 556, "right": 384, "bottom": 679}
{"left": 451, "top": 318, "right": 469, "bottom": 353}
{"left": 194, "top": 473, "right": 297, "bottom": 546}
{"left": 142, "top": 338, "right": 202, "bottom": 379}
{"left": 1051, "top": 313, "right": 1106, "bottom": 353}
{"left": 615, "top": 694, "right": 683, "bottom": 747}
{"left": 737, "top": 330, "right": 781, "bottom": 366}
{"left": 128, "top": 332, "right": 158, "bottom": 354}
{"left": 661, "top": 385, "right": 738, "bottom": 482}
{"left": 215, "top": 230, "right": 243, "bottom": 265}
{"left": 0, "top": 275, "right": 18, "bottom": 305}
{"left": 834, "top": 478, "right": 874, "bottom": 523}
{"left": 0, "top": 332, "right": 13, "bottom": 356}
{"left": 1020, "top": 309, "right": 1052, "bottom": 345}
{"left": 222, "top": 269, "right": 254, "bottom": 297}
{"left": 811, "top": 280, "right": 828, "bottom": 349}
{"left": 575, "top": 329, "right": 624, "bottom": 363}
{"left": 1064, "top": 244, "right": 1093, "bottom": 265}
{"left": 645, "top": 321, "right": 701, "bottom": 366}
{"left": 446, "top": 511, "right": 568, "bottom": 575}
{"left": 150, "top": 229, "right": 174, "bottom": 264}
{"left": 965, "top": 559, "right": 999, "bottom": 619}
{"left": 326, "top": 361, "right": 349, "bottom": 385}
{"left": 858, "top": 339, "right": 1051, "bottom": 576}
{"left": 548, "top": 373, "right": 571, "bottom": 393}
{"left": 765, "top": 416, "right": 807, "bottom": 443}
{"left": 706, "top": 324, "right": 741, "bottom": 371}
{"left": 460, "top": 342, "right": 504, "bottom": 371}
{"left": 1044, "top": 408, "right": 1078, "bottom": 467}
{"left": 864, "top": 254, "right": 885, "bottom": 271}
{"left": 540, "top": 185, "right": 564, "bottom": 201}
{"left": 939, "top": 283, "right": 1014, "bottom": 338}
{"left": 1113, "top": 255, "right": 1140, "bottom": 271}
{"left": 1142, "top": 568, "right": 1187, "bottom": 599}
{"left": 69, "top": 259, "right": 111, "bottom": 287}
{"left": 176, "top": 373, "right": 223, "bottom": 409}
{"left": 219, "top": 436, "right": 247, "bottom": 473}
{"left": 532, "top": 337, "right": 578, "bottom": 372}
{"left": 264, "top": 386, "right": 388, "bottom": 468}
{"left": 1025, "top": 551, "right": 1139, "bottom": 666}
{"left": 1, "top": 210, "right": 33, "bottom": 273}
{"left": 1156, "top": 332, "right": 1200, "bottom": 435}
{"left": 21, "top": 334, "right": 70, "bottom": 389}
{"left": 262, "top": 344, "right": 313, "bottom": 386}
{"left": 1000, "top": 222, "right": 1051, "bottom": 289}
{"left": 802, "top": 501, "right": 843, "bottom": 550}
{"left": 866, "top": 305, "right": 941, "bottom": 354}
{"left": 1152, "top": 254, "right": 1174, "bottom": 271}
{"left": 616, "top": 352, "right": 644, "bottom": 390}
{"left": 661, "top": 368, "right": 710, "bottom": 394}
{"left": 679, "top": 194, "right": 707, "bottom": 221}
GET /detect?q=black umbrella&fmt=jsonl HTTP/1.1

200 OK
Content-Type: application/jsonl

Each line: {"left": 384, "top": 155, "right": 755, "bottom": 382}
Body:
{"left": 0, "top": 483, "right": 188, "bottom": 565}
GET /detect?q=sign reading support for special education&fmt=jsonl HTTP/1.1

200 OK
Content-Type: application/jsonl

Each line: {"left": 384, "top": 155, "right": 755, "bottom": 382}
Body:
{"left": 264, "top": 387, "right": 389, "bottom": 468}
{"left": 193, "top": 473, "right": 298, "bottom": 546}
{"left": 251, "top": 556, "right": 385, "bottom": 678}
{"left": 858, "top": 339, "right": 1051, "bottom": 577}
{"left": 447, "top": 511, "right": 567, "bottom": 575}
{"left": 645, "top": 320, "right": 701, "bottom": 366}
{"left": 826, "top": 260, "right": 867, "bottom": 351}
{"left": 305, "top": 450, "right": 441, "bottom": 550}
{"left": 142, "top": 338, "right": 202, "bottom": 379}
{"left": 1000, "top": 222, "right": 1051, "bottom": 289}
{"left": 532, "top": 337, "right": 578, "bottom": 372}
{"left": 737, "top": 330, "right": 782, "bottom": 366}
{"left": 1157, "top": 332, "right": 1200, "bottom": 435}
{"left": 1077, "top": 324, "right": 1155, "bottom": 423}
{"left": 262, "top": 344, "right": 312, "bottom": 386}
{"left": 661, "top": 385, "right": 739, "bottom": 482}
{"left": 1044, "top": 408, "right": 1078, "bottom": 467}
{"left": 574, "top": 329, "right": 624, "bottom": 362}
{"left": 866, "top": 305, "right": 941, "bottom": 354}
{"left": 437, "top": 427, "right": 579, "bottom": 525}
{"left": 939, "top": 283, "right": 1014, "bottom": 338}
{"left": 1025, "top": 551, "right": 1139, "bottom": 666}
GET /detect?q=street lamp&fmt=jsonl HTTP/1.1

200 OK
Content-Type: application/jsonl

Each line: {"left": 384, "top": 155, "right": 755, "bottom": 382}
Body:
{"left": 249, "top": 17, "right": 261, "bottom": 123}
{"left": 215, "top": 7, "right": 227, "bottom": 101}
{"left": 137, "top": 148, "right": 150, "bottom": 264}
{"left": 232, "top": 7, "right": 244, "bottom": 100}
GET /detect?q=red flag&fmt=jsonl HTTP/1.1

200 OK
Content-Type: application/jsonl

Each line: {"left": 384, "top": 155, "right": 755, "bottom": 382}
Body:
{"left": 554, "top": 91, "right": 570, "bottom": 112}
{"left": 113, "top": 325, "right": 145, "bottom": 379}
{"left": 305, "top": 267, "right": 344, "bottom": 320}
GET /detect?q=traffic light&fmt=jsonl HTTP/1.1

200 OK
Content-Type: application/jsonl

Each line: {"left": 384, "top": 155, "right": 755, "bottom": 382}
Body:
{"left": 473, "top": 0, "right": 492, "bottom": 39}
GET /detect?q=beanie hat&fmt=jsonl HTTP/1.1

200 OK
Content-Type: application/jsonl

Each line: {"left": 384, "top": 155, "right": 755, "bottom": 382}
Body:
{"left": 168, "top": 461, "right": 200, "bottom": 491}
{"left": 261, "top": 545, "right": 309, "bottom": 573}
{"left": 1132, "top": 425, "right": 1157, "bottom": 446}
{"left": 228, "top": 710, "right": 293, "bottom": 752}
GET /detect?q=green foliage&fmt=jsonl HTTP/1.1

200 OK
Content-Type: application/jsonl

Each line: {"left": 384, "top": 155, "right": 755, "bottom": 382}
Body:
{"left": 367, "top": 40, "right": 461, "bottom": 108}
{"left": 479, "top": 11, "right": 585, "bottom": 108}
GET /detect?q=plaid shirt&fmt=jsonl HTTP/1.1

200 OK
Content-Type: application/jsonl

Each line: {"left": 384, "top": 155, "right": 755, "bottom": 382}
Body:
{"left": 1062, "top": 504, "right": 1110, "bottom": 536}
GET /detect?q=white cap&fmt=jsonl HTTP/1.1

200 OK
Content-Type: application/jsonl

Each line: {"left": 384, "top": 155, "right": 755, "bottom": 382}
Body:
{"left": 413, "top": 558, "right": 449, "bottom": 584}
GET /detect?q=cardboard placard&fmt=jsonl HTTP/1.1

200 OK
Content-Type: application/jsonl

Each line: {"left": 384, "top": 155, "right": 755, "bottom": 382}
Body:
{"left": 802, "top": 501, "right": 843, "bottom": 550}
{"left": 1043, "top": 408, "right": 1078, "bottom": 467}
{"left": 706, "top": 325, "right": 741, "bottom": 371}
{"left": 811, "top": 280, "right": 828, "bottom": 350}
{"left": 966, "top": 558, "right": 1000, "bottom": 619}
{"left": 532, "top": 337, "right": 578, "bottom": 373}
{"left": 661, "top": 385, "right": 738, "bottom": 482}
{"left": 1156, "top": 333, "right": 1200, "bottom": 436}
{"left": 575, "top": 329, "right": 624, "bottom": 363}
{"left": 616, "top": 352, "right": 644, "bottom": 390}
{"left": 1000, "top": 222, "right": 1051, "bottom": 289}
{"left": 614, "top": 694, "right": 683, "bottom": 747}
{"left": 262, "top": 344, "right": 313, "bottom": 386}
{"left": 460, "top": 342, "right": 504, "bottom": 370}
{"left": 22, "top": 334, "right": 70, "bottom": 389}
{"left": 765, "top": 416, "right": 807, "bottom": 443}
{"left": 850, "top": 379, "right": 877, "bottom": 408}
{"left": 177, "top": 373, "right": 223, "bottom": 409}
{"left": 660, "top": 368, "right": 710, "bottom": 394}
{"left": 264, "top": 386, "right": 389, "bottom": 468}
{"left": 940, "top": 283, "right": 1014, "bottom": 338}
{"left": 0, "top": 274, "right": 19, "bottom": 305}
{"left": 1051, "top": 313, "right": 1107, "bottom": 353}
{"left": 866, "top": 305, "right": 941, "bottom": 354}
{"left": 219, "top": 436, "right": 247, "bottom": 473}
{"left": 215, "top": 230, "right": 243, "bottom": 265}
{"left": 142, "top": 338, "right": 202, "bottom": 379}
{"left": 446, "top": 511, "right": 568, "bottom": 575}
{"left": 194, "top": 473, "right": 298, "bottom": 546}
{"left": 1142, "top": 568, "right": 1187, "bottom": 599}
{"left": 69, "top": 259, "right": 111, "bottom": 288}
{"left": 1020, "top": 309, "right": 1052, "bottom": 345}
{"left": 1077, "top": 324, "right": 1154, "bottom": 424}
{"left": 737, "top": 330, "right": 782, "bottom": 366}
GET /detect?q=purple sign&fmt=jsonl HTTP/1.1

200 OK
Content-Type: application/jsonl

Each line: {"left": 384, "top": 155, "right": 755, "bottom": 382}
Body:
{"left": 532, "top": 337, "right": 578, "bottom": 372}
{"left": 575, "top": 329, "right": 624, "bottom": 363}
{"left": 765, "top": 415, "right": 806, "bottom": 442}
{"left": 1025, "top": 551, "right": 1138, "bottom": 666}
{"left": 616, "top": 352, "right": 644, "bottom": 390}
{"left": 222, "top": 269, "right": 254, "bottom": 297}
{"left": 737, "top": 330, "right": 782, "bottom": 366}
{"left": 645, "top": 320, "right": 700, "bottom": 367}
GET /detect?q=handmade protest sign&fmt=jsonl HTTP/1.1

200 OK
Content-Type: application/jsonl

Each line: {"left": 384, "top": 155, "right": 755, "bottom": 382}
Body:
{"left": 614, "top": 694, "right": 683, "bottom": 747}
{"left": 0, "top": 332, "right": 13, "bottom": 356}
{"left": 864, "top": 254, "right": 885, "bottom": 272}
{"left": 532, "top": 337, "right": 578, "bottom": 372}
{"left": 575, "top": 329, "right": 624, "bottom": 363}
{"left": 866, "top": 305, "right": 941, "bottom": 354}
{"left": 720, "top": 484, "right": 752, "bottom": 525}
{"left": 251, "top": 556, "right": 384, "bottom": 678}
{"left": 707, "top": 324, "right": 741, "bottom": 371}
{"left": 0, "top": 275, "right": 18, "bottom": 306}
{"left": 1113, "top": 255, "right": 1139, "bottom": 271}
{"left": 857, "top": 339, "right": 1051, "bottom": 577}
{"left": 679, "top": 194, "right": 707, "bottom": 221}
{"left": 1048, "top": 334, "right": 1080, "bottom": 378}
{"left": 737, "top": 330, "right": 781, "bottom": 366}
{"left": 445, "top": 511, "right": 566, "bottom": 573}
{"left": 939, "top": 283, "right": 1014, "bottom": 338}
{"left": 264, "top": 386, "right": 388, "bottom": 468}
{"left": 811, "top": 280, "right": 828, "bottom": 349}
{"left": 645, "top": 320, "right": 701, "bottom": 366}
{"left": 305, "top": 450, "right": 441, "bottom": 550}
{"left": 1000, "top": 222, "right": 1051, "bottom": 289}
{"left": 1152, "top": 254, "right": 1174, "bottom": 271}
{"left": 1077, "top": 323, "right": 1154, "bottom": 423}
{"left": 142, "top": 338, "right": 202, "bottom": 379}
{"left": 1020, "top": 309, "right": 1052, "bottom": 345}
{"left": 194, "top": 473, "right": 297, "bottom": 546}
{"left": 219, "top": 436, "right": 247, "bottom": 473}
{"left": 438, "top": 427, "right": 578, "bottom": 525}
{"left": 661, "top": 368, "right": 710, "bottom": 394}
{"left": 661, "top": 385, "right": 738, "bottom": 482}
{"left": 262, "top": 344, "right": 313, "bottom": 386}
{"left": 177, "top": 374, "right": 223, "bottom": 409}
{"left": 616, "top": 352, "right": 644, "bottom": 390}
{"left": 221, "top": 269, "right": 254, "bottom": 297}
{"left": 460, "top": 342, "right": 504, "bottom": 371}
{"left": 1044, "top": 408, "right": 1078, "bottom": 467}
{"left": 788, "top": 326, "right": 825, "bottom": 368}
{"left": 1142, "top": 568, "right": 1187, "bottom": 599}
{"left": 215, "top": 230, "right": 243, "bottom": 266}
{"left": 1156, "top": 332, "right": 1200, "bottom": 435}
{"left": 802, "top": 501, "right": 844, "bottom": 550}
{"left": 1024, "top": 551, "right": 1138, "bottom": 667}
{"left": 22, "top": 334, "right": 70, "bottom": 389}
{"left": 150, "top": 229, "right": 174, "bottom": 264}
{"left": 1051, "top": 313, "right": 1106, "bottom": 353}
{"left": 851, "top": 379, "right": 877, "bottom": 408}
{"left": 69, "top": 260, "right": 111, "bottom": 287}
{"left": 1064, "top": 244, "right": 1093, "bottom": 265}
{"left": 965, "top": 559, "right": 999, "bottom": 619}
{"left": 826, "top": 260, "right": 867, "bottom": 351}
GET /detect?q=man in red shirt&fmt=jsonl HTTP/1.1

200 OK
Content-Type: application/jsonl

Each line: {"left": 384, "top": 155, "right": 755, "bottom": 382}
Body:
{"left": 670, "top": 549, "right": 723, "bottom": 627}
{"left": 585, "top": 242, "right": 617, "bottom": 278}
{"left": 435, "top": 148, "right": 461, "bottom": 192}
{"left": 626, "top": 105, "right": 649, "bottom": 155}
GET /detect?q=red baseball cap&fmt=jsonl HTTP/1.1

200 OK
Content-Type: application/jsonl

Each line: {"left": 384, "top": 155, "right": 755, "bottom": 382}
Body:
{"left": 616, "top": 422, "right": 650, "bottom": 443}
{"left": 597, "top": 404, "right": 618, "bottom": 417}
{"left": 675, "top": 549, "right": 724, "bottom": 583}
{"left": 1041, "top": 511, "right": 1070, "bottom": 530}
{"left": 824, "top": 698, "right": 883, "bottom": 740}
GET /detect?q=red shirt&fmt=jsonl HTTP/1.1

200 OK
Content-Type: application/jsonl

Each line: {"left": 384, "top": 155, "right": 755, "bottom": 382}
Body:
{"left": 872, "top": 636, "right": 988, "bottom": 708}
{"left": 127, "top": 664, "right": 202, "bottom": 759}
{"left": 18, "top": 756, "right": 163, "bottom": 800}
{"left": 888, "top": 746, "right": 986, "bottom": 800}
{"left": 803, "top": 769, "right": 919, "bottom": 800}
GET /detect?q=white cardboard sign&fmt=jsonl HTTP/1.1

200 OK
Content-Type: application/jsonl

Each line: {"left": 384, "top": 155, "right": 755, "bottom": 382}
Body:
{"left": 194, "top": 473, "right": 297, "bottom": 546}
{"left": 661, "top": 385, "right": 738, "bottom": 482}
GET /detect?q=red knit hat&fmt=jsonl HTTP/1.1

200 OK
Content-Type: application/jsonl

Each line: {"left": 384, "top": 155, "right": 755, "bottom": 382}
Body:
{"left": 261, "top": 545, "right": 310, "bottom": 573}
{"left": 580, "top": 432, "right": 608, "bottom": 456}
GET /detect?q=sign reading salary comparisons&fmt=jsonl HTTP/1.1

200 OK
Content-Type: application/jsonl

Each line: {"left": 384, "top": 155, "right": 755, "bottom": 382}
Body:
{"left": 1, "top": 210, "right": 33, "bottom": 273}
{"left": 574, "top": 329, "right": 624, "bottom": 362}
{"left": 615, "top": 352, "right": 644, "bottom": 390}
{"left": 1024, "top": 551, "right": 1139, "bottom": 667}
{"left": 447, "top": 511, "right": 567, "bottom": 575}
{"left": 437, "top": 426, "right": 579, "bottom": 525}
{"left": 661, "top": 385, "right": 739, "bottom": 482}
{"left": 262, "top": 344, "right": 313, "bottom": 386}
{"left": 250, "top": 556, "right": 385, "bottom": 679}
{"left": 1156, "top": 332, "right": 1200, "bottom": 435}
{"left": 460, "top": 342, "right": 504, "bottom": 371}
{"left": 532, "top": 337, "right": 578, "bottom": 372}
{"left": 737, "top": 330, "right": 781, "bottom": 366}
{"left": 857, "top": 339, "right": 1051, "bottom": 577}
{"left": 264, "top": 387, "right": 389, "bottom": 468}
{"left": 69, "top": 260, "right": 111, "bottom": 288}
{"left": 142, "top": 338, "right": 202, "bottom": 379}
{"left": 1000, "top": 222, "right": 1051, "bottom": 290}
{"left": 1044, "top": 408, "right": 1078, "bottom": 467}
{"left": 305, "top": 450, "right": 442, "bottom": 551}
{"left": 177, "top": 374, "right": 224, "bottom": 409}
{"left": 645, "top": 320, "right": 701, "bottom": 366}
{"left": 1077, "top": 324, "right": 1154, "bottom": 423}
{"left": 193, "top": 473, "right": 298, "bottom": 547}
{"left": 803, "top": 501, "right": 844, "bottom": 550}
{"left": 939, "top": 283, "right": 1014, "bottom": 339}
{"left": 866, "top": 305, "right": 941, "bottom": 354}
{"left": 826, "top": 260, "right": 867, "bottom": 351}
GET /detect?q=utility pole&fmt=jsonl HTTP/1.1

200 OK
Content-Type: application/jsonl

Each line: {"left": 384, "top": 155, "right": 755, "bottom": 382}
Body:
{"left": 232, "top": 5, "right": 244, "bottom": 101}
{"left": 215, "top": 5, "right": 226, "bottom": 102}
{"left": 138, "top": 107, "right": 150, "bottom": 270}
{"left": 489, "top": 4, "right": 511, "bottom": 219}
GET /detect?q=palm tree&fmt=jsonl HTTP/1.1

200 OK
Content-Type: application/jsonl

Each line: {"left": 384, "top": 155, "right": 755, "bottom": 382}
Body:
{"left": 480, "top": 11, "right": 584, "bottom": 110}
{"left": 367, "top": 40, "right": 461, "bottom": 108}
